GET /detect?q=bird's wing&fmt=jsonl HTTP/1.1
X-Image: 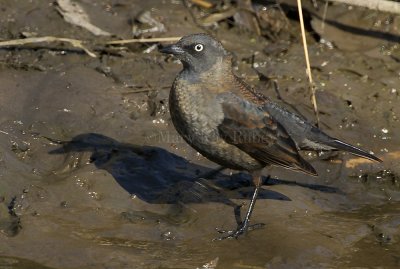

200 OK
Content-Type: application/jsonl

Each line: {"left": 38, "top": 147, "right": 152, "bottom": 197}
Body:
{"left": 217, "top": 93, "right": 317, "bottom": 176}
{"left": 232, "top": 76, "right": 381, "bottom": 163}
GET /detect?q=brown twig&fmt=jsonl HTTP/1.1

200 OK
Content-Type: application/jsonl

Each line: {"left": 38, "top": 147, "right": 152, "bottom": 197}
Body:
{"left": 191, "top": 0, "right": 214, "bottom": 9}
{"left": 0, "top": 36, "right": 184, "bottom": 57}
{"left": 106, "top": 37, "right": 181, "bottom": 45}
{"left": 0, "top": 36, "right": 97, "bottom": 57}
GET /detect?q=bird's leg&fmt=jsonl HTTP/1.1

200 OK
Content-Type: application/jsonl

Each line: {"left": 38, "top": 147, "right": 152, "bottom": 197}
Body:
{"left": 215, "top": 170, "right": 265, "bottom": 240}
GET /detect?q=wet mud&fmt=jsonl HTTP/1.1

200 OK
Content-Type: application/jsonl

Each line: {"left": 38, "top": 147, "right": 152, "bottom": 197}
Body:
{"left": 0, "top": 0, "right": 400, "bottom": 268}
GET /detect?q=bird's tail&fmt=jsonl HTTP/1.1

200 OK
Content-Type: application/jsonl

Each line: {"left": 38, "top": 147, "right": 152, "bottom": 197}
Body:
{"left": 325, "top": 139, "right": 382, "bottom": 162}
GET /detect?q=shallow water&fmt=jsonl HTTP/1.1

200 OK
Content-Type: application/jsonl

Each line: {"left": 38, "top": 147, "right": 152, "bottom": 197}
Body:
{"left": 0, "top": 1, "right": 399, "bottom": 268}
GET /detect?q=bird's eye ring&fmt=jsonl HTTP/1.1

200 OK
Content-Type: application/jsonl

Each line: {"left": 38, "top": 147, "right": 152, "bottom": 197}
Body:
{"left": 194, "top": 44, "right": 204, "bottom": 52}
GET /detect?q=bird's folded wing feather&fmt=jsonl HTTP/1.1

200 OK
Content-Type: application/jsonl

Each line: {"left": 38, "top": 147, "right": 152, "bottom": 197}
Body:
{"left": 217, "top": 93, "right": 317, "bottom": 176}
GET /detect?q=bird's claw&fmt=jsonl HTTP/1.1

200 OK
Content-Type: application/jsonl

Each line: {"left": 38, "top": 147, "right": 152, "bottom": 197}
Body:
{"left": 213, "top": 222, "right": 265, "bottom": 241}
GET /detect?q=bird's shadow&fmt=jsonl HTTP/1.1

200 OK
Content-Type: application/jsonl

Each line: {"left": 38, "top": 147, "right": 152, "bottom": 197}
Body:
{"left": 48, "top": 133, "right": 341, "bottom": 208}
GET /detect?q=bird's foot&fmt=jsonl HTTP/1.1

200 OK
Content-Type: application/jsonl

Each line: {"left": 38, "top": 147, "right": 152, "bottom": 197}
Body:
{"left": 213, "top": 222, "right": 265, "bottom": 241}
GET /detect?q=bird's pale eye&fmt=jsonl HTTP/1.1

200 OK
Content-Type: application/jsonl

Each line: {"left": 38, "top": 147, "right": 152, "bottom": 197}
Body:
{"left": 194, "top": 44, "right": 204, "bottom": 52}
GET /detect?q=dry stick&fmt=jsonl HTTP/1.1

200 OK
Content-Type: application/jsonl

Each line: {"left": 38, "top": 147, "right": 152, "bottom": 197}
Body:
{"left": 296, "top": 0, "right": 320, "bottom": 127}
{"left": 191, "top": 0, "right": 214, "bottom": 9}
{"left": 0, "top": 36, "right": 182, "bottom": 57}
{"left": 0, "top": 36, "right": 97, "bottom": 57}
{"left": 328, "top": 0, "right": 400, "bottom": 14}
{"left": 106, "top": 37, "right": 181, "bottom": 45}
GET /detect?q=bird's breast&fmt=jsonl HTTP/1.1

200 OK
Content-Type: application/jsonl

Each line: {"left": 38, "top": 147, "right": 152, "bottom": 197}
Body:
{"left": 169, "top": 79, "right": 224, "bottom": 138}
{"left": 168, "top": 77, "right": 263, "bottom": 171}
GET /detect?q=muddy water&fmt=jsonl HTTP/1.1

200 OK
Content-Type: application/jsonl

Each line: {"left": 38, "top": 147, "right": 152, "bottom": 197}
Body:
{"left": 0, "top": 1, "right": 399, "bottom": 268}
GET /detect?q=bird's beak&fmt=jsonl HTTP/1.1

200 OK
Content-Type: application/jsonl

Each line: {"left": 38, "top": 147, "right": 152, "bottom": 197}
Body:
{"left": 159, "top": 44, "right": 184, "bottom": 55}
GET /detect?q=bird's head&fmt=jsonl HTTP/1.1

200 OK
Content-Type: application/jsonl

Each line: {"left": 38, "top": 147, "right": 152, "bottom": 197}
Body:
{"left": 159, "top": 33, "right": 231, "bottom": 73}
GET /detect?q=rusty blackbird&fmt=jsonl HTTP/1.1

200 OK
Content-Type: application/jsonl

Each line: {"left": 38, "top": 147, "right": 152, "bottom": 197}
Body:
{"left": 160, "top": 33, "right": 382, "bottom": 239}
